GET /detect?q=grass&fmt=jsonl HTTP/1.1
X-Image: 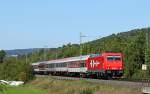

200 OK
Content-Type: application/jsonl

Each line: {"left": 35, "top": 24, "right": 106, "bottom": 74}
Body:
{"left": 0, "top": 77, "right": 142, "bottom": 94}
{"left": 0, "top": 86, "right": 46, "bottom": 94}
{"left": 26, "top": 77, "right": 142, "bottom": 94}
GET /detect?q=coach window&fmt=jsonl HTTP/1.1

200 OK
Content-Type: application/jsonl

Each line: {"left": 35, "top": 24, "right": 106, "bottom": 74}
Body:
{"left": 80, "top": 60, "right": 85, "bottom": 67}
{"left": 48, "top": 64, "right": 50, "bottom": 68}
{"left": 51, "top": 64, "right": 53, "bottom": 68}
{"left": 48, "top": 64, "right": 52, "bottom": 68}
{"left": 61, "top": 63, "right": 63, "bottom": 67}
{"left": 62, "top": 63, "right": 63, "bottom": 67}
{"left": 55, "top": 63, "right": 58, "bottom": 68}
{"left": 62, "top": 62, "right": 66, "bottom": 67}
{"left": 45, "top": 64, "right": 48, "bottom": 68}
{"left": 60, "top": 63, "right": 62, "bottom": 67}
{"left": 52, "top": 64, "right": 55, "bottom": 68}
{"left": 62, "top": 63, "right": 64, "bottom": 67}
{"left": 59, "top": 63, "right": 60, "bottom": 67}
{"left": 59, "top": 63, "right": 61, "bottom": 67}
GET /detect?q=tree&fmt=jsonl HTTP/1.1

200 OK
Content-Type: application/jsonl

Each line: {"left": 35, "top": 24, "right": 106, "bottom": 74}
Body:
{"left": 124, "top": 32, "right": 145, "bottom": 78}
{"left": 0, "top": 57, "right": 34, "bottom": 81}
{"left": 0, "top": 84, "right": 6, "bottom": 93}
{"left": 145, "top": 31, "right": 150, "bottom": 77}
{"left": 20, "top": 27, "right": 150, "bottom": 79}
{"left": 0, "top": 50, "right": 6, "bottom": 63}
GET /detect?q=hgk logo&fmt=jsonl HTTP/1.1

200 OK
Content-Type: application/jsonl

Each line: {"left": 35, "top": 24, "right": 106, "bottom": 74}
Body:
{"left": 90, "top": 60, "right": 100, "bottom": 68}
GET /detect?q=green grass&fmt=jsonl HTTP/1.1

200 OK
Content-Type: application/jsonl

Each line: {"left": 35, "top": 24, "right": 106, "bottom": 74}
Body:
{"left": 26, "top": 77, "right": 142, "bottom": 94}
{"left": 0, "top": 86, "right": 46, "bottom": 94}
{"left": 0, "top": 77, "right": 142, "bottom": 94}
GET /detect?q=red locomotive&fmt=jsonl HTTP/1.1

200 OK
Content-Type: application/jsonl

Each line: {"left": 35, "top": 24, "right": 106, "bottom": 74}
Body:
{"left": 32, "top": 52, "right": 124, "bottom": 78}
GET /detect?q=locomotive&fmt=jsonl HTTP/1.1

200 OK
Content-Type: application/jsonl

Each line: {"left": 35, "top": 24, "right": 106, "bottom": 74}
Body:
{"left": 32, "top": 52, "right": 124, "bottom": 78}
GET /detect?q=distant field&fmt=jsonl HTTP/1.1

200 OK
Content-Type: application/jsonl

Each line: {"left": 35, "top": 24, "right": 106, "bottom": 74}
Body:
{"left": 0, "top": 77, "right": 142, "bottom": 94}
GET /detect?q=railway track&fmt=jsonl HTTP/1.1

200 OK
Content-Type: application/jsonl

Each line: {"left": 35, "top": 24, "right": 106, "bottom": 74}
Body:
{"left": 36, "top": 75, "right": 150, "bottom": 87}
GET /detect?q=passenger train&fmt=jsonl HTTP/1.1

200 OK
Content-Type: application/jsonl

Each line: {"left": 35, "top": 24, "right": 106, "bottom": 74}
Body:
{"left": 32, "top": 52, "right": 124, "bottom": 78}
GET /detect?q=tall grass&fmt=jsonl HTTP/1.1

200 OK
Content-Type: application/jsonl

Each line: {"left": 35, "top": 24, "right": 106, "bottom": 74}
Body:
{"left": 26, "top": 77, "right": 142, "bottom": 94}
{"left": 0, "top": 86, "right": 46, "bottom": 94}
{"left": 0, "top": 84, "right": 7, "bottom": 93}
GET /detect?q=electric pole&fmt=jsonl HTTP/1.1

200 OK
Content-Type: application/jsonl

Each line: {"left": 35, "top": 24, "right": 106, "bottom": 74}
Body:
{"left": 25, "top": 53, "right": 28, "bottom": 64}
{"left": 79, "top": 32, "right": 101, "bottom": 78}
{"left": 80, "top": 32, "right": 82, "bottom": 59}
{"left": 80, "top": 32, "right": 83, "bottom": 79}
{"left": 145, "top": 32, "right": 148, "bottom": 64}
{"left": 44, "top": 45, "right": 48, "bottom": 61}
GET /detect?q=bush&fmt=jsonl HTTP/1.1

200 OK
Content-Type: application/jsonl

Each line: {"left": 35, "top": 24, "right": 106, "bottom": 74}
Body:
{"left": 0, "top": 84, "right": 6, "bottom": 93}
{"left": 0, "top": 57, "right": 34, "bottom": 82}
{"left": 19, "top": 72, "right": 27, "bottom": 82}
{"left": 132, "top": 70, "right": 150, "bottom": 79}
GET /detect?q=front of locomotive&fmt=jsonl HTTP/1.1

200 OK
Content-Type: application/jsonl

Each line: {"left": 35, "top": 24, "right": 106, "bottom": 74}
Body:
{"left": 103, "top": 52, "right": 124, "bottom": 78}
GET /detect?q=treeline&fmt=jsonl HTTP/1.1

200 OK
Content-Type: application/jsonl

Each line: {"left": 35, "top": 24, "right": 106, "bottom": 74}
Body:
{"left": 0, "top": 50, "right": 34, "bottom": 82}
{"left": 29, "top": 28, "right": 150, "bottom": 79}
{"left": 0, "top": 28, "right": 150, "bottom": 81}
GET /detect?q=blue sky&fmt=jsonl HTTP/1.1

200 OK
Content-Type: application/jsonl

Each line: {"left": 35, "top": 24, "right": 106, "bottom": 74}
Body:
{"left": 0, "top": 0, "right": 150, "bottom": 50}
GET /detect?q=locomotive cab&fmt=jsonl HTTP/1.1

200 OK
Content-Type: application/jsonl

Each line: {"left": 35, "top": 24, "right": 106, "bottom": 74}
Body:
{"left": 103, "top": 53, "right": 124, "bottom": 78}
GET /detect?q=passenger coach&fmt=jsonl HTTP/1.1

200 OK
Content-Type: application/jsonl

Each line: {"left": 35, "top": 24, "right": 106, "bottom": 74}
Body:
{"left": 32, "top": 52, "right": 124, "bottom": 78}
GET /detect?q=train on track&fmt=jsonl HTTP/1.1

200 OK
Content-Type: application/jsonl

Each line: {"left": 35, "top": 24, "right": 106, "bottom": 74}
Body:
{"left": 32, "top": 52, "right": 124, "bottom": 79}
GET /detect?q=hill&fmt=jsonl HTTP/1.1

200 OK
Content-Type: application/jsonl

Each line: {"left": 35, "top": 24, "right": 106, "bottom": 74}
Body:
{"left": 5, "top": 49, "right": 40, "bottom": 56}
{"left": 2, "top": 27, "right": 150, "bottom": 79}
{"left": 5, "top": 28, "right": 150, "bottom": 56}
{"left": 5, "top": 48, "right": 54, "bottom": 56}
{"left": 29, "top": 27, "right": 150, "bottom": 79}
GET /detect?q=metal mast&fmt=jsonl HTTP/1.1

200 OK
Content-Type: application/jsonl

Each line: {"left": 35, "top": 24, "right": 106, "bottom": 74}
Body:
{"left": 145, "top": 32, "right": 148, "bottom": 64}
{"left": 80, "top": 32, "right": 82, "bottom": 59}
{"left": 80, "top": 32, "right": 83, "bottom": 78}
{"left": 44, "top": 45, "right": 47, "bottom": 61}
{"left": 79, "top": 32, "right": 101, "bottom": 78}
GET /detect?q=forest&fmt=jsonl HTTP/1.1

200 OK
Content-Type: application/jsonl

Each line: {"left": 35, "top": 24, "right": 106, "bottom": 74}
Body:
{"left": 0, "top": 27, "right": 150, "bottom": 81}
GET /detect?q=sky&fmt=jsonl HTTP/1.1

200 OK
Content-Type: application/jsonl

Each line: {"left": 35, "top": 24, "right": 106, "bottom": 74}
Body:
{"left": 0, "top": 0, "right": 150, "bottom": 50}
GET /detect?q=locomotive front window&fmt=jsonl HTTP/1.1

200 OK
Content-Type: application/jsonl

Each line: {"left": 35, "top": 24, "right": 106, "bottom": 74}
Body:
{"left": 115, "top": 57, "right": 121, "bottom": 60}
{"left": 107, "top": 56, "right": 121, "bottom": 61}
{"left": 107, "top": 57, "right": 114, "bottom": 61}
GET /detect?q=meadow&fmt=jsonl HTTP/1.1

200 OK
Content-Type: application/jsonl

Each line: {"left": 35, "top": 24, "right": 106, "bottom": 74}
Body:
{"left": 0, "top": 77, "right": 142, "bottom": 94}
